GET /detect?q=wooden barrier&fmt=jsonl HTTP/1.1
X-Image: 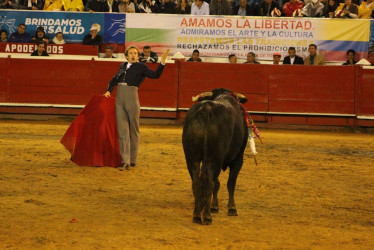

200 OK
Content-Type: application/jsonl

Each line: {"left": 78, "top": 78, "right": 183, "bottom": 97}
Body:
{"left": 0, "top": 56, "right": 373, "bottom": 127}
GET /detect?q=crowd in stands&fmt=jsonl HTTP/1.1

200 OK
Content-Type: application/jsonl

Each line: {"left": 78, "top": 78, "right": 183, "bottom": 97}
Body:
{"left": 185, "top": 44, "right": 374, "bottom": 65}
{"left": 1, "top": 23, "right": 66, "bottom": 44}
{"left": 0, "top": 0, "right": 372, "bottom": 18}
{"left": 0, "top": 5, "right": 373, "bottom": 63}
{"left": 1, "top": 22, "right": 373, "bottom": 65}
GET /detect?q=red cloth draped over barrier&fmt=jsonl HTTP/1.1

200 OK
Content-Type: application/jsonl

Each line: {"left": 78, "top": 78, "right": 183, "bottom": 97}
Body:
{"left": 60, "top": 95, "right": 121, "bottom": 167}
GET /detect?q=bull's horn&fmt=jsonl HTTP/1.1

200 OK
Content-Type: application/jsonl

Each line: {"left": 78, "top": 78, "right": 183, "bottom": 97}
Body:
{"left": 235, "top": 93, "right": 246, "bottom": 99}
{"left": 192, "top": 92, "right": 213, "bottom": 102}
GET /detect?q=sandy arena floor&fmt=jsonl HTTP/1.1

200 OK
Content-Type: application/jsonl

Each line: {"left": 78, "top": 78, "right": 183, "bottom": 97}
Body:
{"left": 0, "top": 119, "right": 373, "bottom": 249}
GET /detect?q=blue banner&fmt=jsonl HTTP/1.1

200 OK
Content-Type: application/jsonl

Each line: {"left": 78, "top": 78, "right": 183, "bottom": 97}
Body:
{"left": 104, "top": 13, "right": 126, "bottom": 44}
{"left": 0, "top": 10, "right": 125, "bottom": 44}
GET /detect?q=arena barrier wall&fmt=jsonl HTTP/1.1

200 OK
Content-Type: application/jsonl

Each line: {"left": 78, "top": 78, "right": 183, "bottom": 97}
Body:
{"left": 357, "top": 68, "right": 374, "bottom": 127}
{"left": 0, "top": 56, "right": 373, "bottom": 127}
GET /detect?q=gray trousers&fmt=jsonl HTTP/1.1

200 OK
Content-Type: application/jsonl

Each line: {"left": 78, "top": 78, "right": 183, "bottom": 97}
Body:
{"left": 115, "top": 85, "right": 140, "bottom": 165}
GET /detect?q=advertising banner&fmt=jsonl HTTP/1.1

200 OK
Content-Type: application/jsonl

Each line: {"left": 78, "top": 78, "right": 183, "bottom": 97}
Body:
{"left": 125, "top": 14, "right": 371, "bottom": 61}
{"left": 0, "top": 10, "right": 125, "bottom": 44}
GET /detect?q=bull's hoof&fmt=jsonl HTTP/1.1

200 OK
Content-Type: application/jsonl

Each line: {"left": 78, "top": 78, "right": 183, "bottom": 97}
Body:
{"left": 210, "top": 207, "right": 219, "bottom": 213}
{"left": 202, "top": 218, "right": 212, "bottom": 225}
{"left": 192, "top": 217, "right": 202, "bottom": 224}
{"left": 228, "top": 209, "right": 238, "bottom": 216}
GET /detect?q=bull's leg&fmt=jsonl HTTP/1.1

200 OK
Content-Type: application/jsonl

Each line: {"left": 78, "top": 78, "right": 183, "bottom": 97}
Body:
{"left": 192, "top": 177, "right": 202, "bottom": 224}
{"left": 201, "top": 178, "right": 214, "bottom": 225}
{"left": 210, "top": 178, "right": 220, "bottom": 213}
{"left": 201, "top": 166, "right": 215, "bottom": 225}
{"left": 227, "top": 156, "right": 243, "bottom": 216}
{"left": 188, "top": 161, "right": 203, "bottom": 224}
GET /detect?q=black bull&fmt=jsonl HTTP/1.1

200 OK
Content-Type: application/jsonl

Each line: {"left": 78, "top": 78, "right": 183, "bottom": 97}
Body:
{"left": 182, "top": 88, "right": 249, "bottom": 225}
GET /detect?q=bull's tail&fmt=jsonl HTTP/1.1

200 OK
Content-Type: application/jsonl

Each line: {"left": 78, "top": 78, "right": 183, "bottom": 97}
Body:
{"left": 199, "top": 106, "right": 213, "bottom": 215}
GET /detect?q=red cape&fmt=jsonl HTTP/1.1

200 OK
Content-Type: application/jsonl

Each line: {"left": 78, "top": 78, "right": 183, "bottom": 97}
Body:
{"left": 60, "top": 95, "right": 121, "bottom": 167}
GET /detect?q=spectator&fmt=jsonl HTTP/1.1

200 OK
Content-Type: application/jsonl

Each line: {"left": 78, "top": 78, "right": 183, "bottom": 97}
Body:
{"left": 304, "top": 44, "right": 326, "bottom": 65}
{"left": 336, "top": 0, "right": 358, "bottom": 18}
{"left": 322, "top": 0, "right": 339, "bottom": 17}
{"left": 320, "top": 0, "right": 328, "bottom": 5}
{"left": 63, "top": 0, "right": 85, "bottom": 10}
{"left": 31, "top": 41, "right": 49, "bottom": 56}
{"left": 283, "top": 0, "right": 303, "bottom": 17}
{"left": 52, "top": 32, "right": 65, "bottom": 44}
{"left": 358, "top": 0, "right": 374, "bottom": 19}
{"left": 272, "top": 52, "right": 281, "bottom": 65}
{"left": 104, "top": 46, "right": 116, "bottom": 58}
{"left": 191, "top": 0, "right": 210, "bottom": 15}
{"left": 160, "top": 0, "right": 176, "bottom": 13}
{"left": 232, "top": 0, "right": 253, "bottom": 16}
{"left": 244, "top": 52, "right": 260, "bottom": 64}
{"left": 283, "top": 47, "right": 304, "bottom": 65}
{"left": 44, "top": 0, "right": 63, "bottom": 10}
{"left": 138, "top": 0, "right": 159, "bottom": 13}
{"left": 82, "top": 23, "right": 103, "bottom": 46}
{"left": 116, "top": 0, "right": 135, "bottom": 12}
{"left": 187, "top": 49, "right": 202, "bottom": 62}
{"left": 175, "top": 0, "right": 191, "bottom": 13}
{"left": 228, "top": 54, "right": 237, "bottom": 63}
{"left": 210, "top": 0, "right": 232, "bottom": 14}
{"left": 0, "top": 0, "right": 17, "bottom": 9}
{"left": 31, "top": 26, "right": 50, "bottom": 44}
{"left": 107, "top": 0, "right": 115, "bottom": 11}
{"left": 0, "top": 29, "right": 8, "bottom": 42}
{"left": 85, "top": 0, "right": 109, "bottom": 12}
{"left": 133, "top": 0, "right": 140, "bottom": 12}
{"left": 22, "top": 0, "right": 43, "bottom": 9}
{"left": 368, "top": 50, "right": 374, "bottom": 66}
{"left": 139, "top": 45, "right": 158, "bottom": 63}
{"left": 9, "top": 24, "right": 31, "bottom": 43}
{"left": 259, "top": 0, "right": 281, "bottom": 16}
{"left": 342, "top": 49, "right": 357, "bottom": 65}
{"left": 336, "top": 0, "right": 359, "bottom": 5}
{"left": 302, "top": 0, "right": 324, "bottom": 17}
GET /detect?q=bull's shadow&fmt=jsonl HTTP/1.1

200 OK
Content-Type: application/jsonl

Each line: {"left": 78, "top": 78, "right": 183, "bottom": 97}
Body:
{"left": 182, "top": 88, "right": 249, "bottom": 225}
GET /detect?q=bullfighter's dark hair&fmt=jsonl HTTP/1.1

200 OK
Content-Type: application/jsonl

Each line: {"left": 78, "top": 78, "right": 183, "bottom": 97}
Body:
{"left": 143, "top": 45, "right": 151, "bottom": 50}
{"left": 288, "top": 47, "right": 296, "bottom": 51}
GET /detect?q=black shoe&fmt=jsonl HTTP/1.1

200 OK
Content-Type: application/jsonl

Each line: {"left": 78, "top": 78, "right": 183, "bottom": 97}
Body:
{"left": 130, "top": 163, "right": 136, "bottom": 167}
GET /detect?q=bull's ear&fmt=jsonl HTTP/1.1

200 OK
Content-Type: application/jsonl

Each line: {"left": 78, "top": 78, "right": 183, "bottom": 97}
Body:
{"left": 192, "top": 92, "right": 213, "bottom": 102}
{"left": 235, "top": 93, "right": 248, "bottom": 104}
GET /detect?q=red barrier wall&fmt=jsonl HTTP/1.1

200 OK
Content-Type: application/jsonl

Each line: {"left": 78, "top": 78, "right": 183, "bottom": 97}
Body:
{"left": 179, "top": 62, "right": 269, "bottom": 113}
{"left": 0, "top": 57, "right": 180, "bottom": 118}
{"left": 0, "top": 57, "right": 373, "bottom": 127}
{"left": 357, "top": 68, "right": 374, "bottom": 126}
